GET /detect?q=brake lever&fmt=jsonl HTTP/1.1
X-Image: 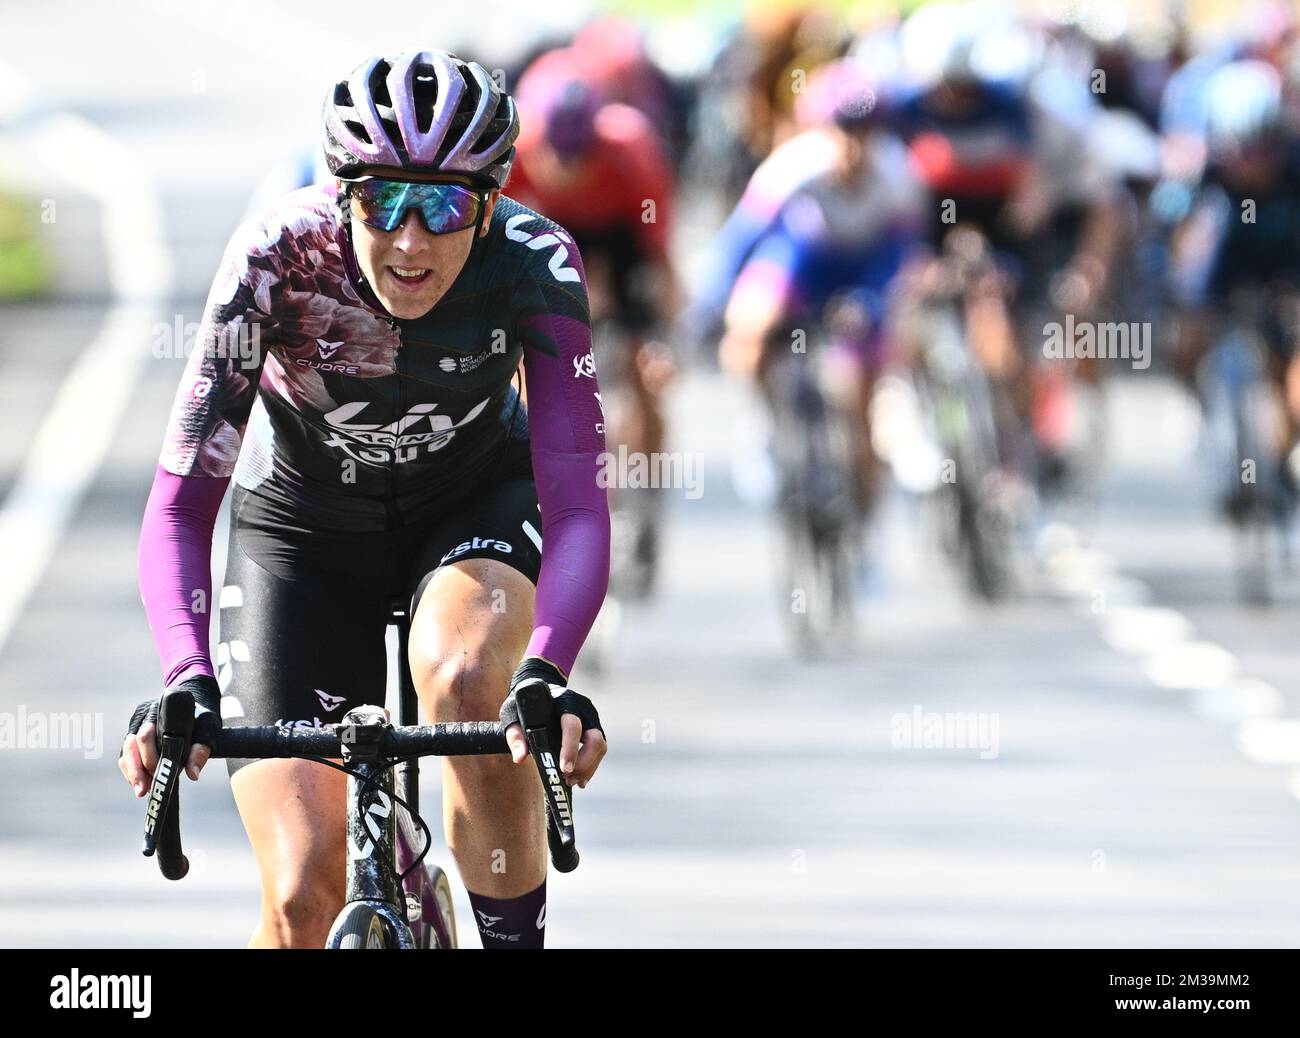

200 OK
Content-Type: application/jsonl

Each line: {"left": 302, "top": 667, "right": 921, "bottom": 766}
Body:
{"left": 514, "top": 680, "right": 580, "bottom": 873}
{"left": 142, "top": 689, "right": 194, "bottom": 880}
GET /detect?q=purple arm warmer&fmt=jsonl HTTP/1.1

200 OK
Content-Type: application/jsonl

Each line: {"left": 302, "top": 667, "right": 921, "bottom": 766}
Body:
{"left": 519, "top": 311, "right": 611, "bottom": 679}
{"left": 138, "top": 466, "right": 229, "bottom": 687}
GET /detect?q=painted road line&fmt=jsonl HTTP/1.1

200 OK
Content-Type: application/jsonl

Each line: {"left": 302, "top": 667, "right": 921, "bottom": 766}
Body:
{"left": 1237, "top": 719, "right": 1300, "bottom": 767}
{"left": 0, "top": 63, "right": 172, "bottom": 660}
{"left": 1043, "top": 526, "right": 1300, "bottom": 779}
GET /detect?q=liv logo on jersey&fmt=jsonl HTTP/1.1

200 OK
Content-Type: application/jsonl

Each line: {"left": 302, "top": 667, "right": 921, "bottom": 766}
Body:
{"left": 322, "top": 399, "right": 489, "bottom": 466}
{"left": 504, "top": 214, "right": 580, "bottom": 283}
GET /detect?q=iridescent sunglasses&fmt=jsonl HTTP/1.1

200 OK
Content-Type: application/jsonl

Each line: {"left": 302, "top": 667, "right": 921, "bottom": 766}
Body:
{"left": 346, "top": 176, "right": 486, "bottom": 234}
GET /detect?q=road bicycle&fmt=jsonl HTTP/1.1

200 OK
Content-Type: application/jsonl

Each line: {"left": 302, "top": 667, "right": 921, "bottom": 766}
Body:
{"left": 139, "top": 599, "right": 579, "bottom": 949}
{"left": 911, "top": 290, "right": 1019, "bottom": 602}
{"left": 765, "top": 340, "right": 863, "bottom": 657}
{"left": 1198, "top": 297, "right": 1294, "bottom": 605}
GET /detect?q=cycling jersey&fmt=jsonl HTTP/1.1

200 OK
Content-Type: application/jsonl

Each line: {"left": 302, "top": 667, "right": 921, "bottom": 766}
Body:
{"left": 692, "top": 127, "right": 840, "bottom": 338}
{"left": 730, "top": 135, "right": 925, "bottom": 356}
{"left": 894, "top": 81, "right": 1033, "bottom": 200}
{"left": 1168, "top": 137, "right": 1300, "bottom": 297}
{"left": 139, "top": 183, "right": 610, "bottom": 687}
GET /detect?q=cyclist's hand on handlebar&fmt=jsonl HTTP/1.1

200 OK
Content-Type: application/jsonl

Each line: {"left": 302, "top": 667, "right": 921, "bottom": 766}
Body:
{"left": 118, "top": 674, "right": 222, "bottom": 794}
{"left": 501, "top": 657, "right": 607, "bottom": 789}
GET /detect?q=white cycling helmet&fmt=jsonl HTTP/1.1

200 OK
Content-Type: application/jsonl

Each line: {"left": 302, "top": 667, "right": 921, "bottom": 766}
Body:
{"left": 1204, "top": 59, "right": 1285, "bottom": 159}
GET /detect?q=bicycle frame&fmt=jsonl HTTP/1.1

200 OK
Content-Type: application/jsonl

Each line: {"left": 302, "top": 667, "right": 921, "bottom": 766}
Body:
{"left": 390, "top": 599, "right": 455, "bottom": 949}
{"left": 322, "top": 600, "right": 457, "bottom": 949}
{"left": 326, "top": 704, "right": 418, "bottom": 949}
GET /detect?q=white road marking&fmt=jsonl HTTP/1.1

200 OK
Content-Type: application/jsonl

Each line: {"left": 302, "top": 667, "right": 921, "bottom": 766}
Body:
{"left": 0, "top": 63, "right": 172, "bottom": 660}
{"left": 1193, "top": 679, "right": 1285, "bottom": 723}
{"left": 1237, "top": 719, "right": 1300, "bottom": 767}
{"left": 1046, "top": 527, "right": 1300, "bottom": 787}
{"left": 1101, "top": 606, "right": 1194, "bottom": 656}
{"left": 1143, "top": 641, "right": 1238, "bottom": 692}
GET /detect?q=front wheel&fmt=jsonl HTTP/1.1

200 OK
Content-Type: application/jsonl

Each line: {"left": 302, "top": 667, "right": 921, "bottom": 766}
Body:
{"left": 331, "top": 903, "right": 396, "bottom": 949}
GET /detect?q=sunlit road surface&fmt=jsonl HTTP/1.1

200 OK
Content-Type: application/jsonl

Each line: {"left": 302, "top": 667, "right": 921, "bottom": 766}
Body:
{"left": 2, "top": 0, "right": 1300, "bottom": 948}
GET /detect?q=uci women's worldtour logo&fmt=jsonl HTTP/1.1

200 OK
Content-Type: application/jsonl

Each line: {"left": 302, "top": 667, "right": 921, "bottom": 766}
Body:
{"left": 321, "top": 398, "right": 489, "bottom": 466}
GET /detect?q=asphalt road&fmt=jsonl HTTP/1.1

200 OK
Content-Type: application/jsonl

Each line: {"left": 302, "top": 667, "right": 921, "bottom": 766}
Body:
{"left": 2, "top": 1, "right": 1299, "bottom": 948}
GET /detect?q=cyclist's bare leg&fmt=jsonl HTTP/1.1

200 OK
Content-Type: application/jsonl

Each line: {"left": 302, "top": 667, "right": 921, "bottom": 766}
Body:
{"left": 407, "top": 558, "right": 544, "bottom": 899}
{"left": 850, "top": 366, "right": 879, "bottom": 510}
{"left": 623, "top": 338, "right": 674, "bottom": 458}
{"left": 230, "top": 757, "right": 347, "bottom": 948}
{"left": 1285, "top": 353, "right": 1300, "bottom": 453}
{"left": 1172, "top": 308, "right": 1213, "bottom": 393}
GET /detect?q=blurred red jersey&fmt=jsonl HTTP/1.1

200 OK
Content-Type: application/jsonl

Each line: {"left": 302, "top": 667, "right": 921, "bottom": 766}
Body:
{"left": 508, "top": 102, "right": 675, "bottom": 262}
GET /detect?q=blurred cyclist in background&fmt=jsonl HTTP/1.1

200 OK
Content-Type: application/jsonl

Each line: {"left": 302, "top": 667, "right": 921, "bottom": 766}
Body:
{"left": 720, "top": 59, "right": 925, "bottom": 511}
{"left": 688, "top": 95, "right": 840, "bottom": 355}
{"left": 892, "top": 3, "right": 1136, "bottom": 496}
{"left": 1169, "top": 58, "right": 1300, "bottom": 512}
{"left": 889, "top": 4, "right": 1045, "bottom": 486}
{"left": 509, "top": 51, "right": 680, "bottom": 596}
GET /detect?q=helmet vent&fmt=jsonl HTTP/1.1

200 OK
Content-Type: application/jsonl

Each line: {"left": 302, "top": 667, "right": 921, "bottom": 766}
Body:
{"left": 343, "top": 120, "right": 371, "bottom": 145}
{"left": 412, "top": 69, "right": 440, "bottom": 135}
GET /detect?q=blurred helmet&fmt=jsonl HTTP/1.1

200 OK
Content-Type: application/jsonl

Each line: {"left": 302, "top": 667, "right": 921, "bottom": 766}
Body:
{"left": 573, "top": 16, "right": 647, "bottom": 81}
{"left": 323, "top": 50, "right": 519, "bottom": 188}
{"left": 1204, "top": 60, "right": 1285, "bottom": 158}
{"left": 540, "top": 78, "right": 603, "bottom": 160}
{"left": 796, "top": 58, "right": 882, "bottom": 132}
{"left": 900, "top": 1, "right": 981, "bottom": 88}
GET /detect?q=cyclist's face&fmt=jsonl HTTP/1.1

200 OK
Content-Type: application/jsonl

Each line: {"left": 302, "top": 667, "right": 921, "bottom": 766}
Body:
{"left": 536, "top": 142, "right": 592, "bottom": 181}
{"left": 831, "top": 127, "right": 871, "bottom": 182}
{"left": 1219, "top": 146, "right": 1285, "bottom": 190}
{"left": 348, "top": 170, "right": 499, "bottom": 320}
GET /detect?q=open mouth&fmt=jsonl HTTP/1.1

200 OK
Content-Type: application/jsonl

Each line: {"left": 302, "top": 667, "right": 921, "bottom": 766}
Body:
{"left": 387, "top": 266, "right": 434, "bottom": 291}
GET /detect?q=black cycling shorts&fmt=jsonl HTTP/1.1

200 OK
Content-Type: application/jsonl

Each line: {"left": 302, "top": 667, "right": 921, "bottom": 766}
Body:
{"left": 215, "top": 479, "right": 542, "bottom": 775}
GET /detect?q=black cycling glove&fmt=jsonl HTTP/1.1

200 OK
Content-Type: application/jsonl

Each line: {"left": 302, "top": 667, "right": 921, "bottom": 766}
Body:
{"left": 122, "top": 674, "right": 223, "bottom": 757}
{"left": 500, "top": 657, "right": 604, "bottom": 741}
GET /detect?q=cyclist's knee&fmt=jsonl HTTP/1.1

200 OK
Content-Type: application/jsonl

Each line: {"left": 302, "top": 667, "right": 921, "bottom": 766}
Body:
{"left": 419, "top": 650, "right": 515, "bottom": 722}
{"left": 408, "top": 560, "right": 534, "bottom": 720}
{"left": 259, "top": 873, "right": 344, "bottom": 948}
